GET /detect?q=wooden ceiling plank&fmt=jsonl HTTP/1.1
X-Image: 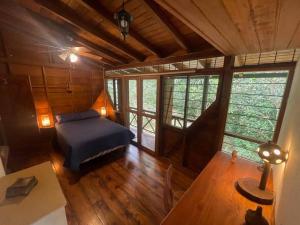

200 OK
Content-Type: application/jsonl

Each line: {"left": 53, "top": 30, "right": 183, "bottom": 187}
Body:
{"left": 33, "top": 0, "right": 146, "bottom": 61}
{"left": 248, "top": 0, "right": 278, "bottom": 52}
{"left": 155, "top": 0, "right": 300, "bottom": 55}
{"left": 190, "top": 0, "right": 247, "bottom": 53}
{"left": 26, "top": 10, "right": 127, "bottom": 65}
{"left": 141, "top": 0, "right": 190, "bottom": 51}
{"left": 222, "top": 0, "right": 261, "bottom": 53}
{"left": 80, "top": 0, "right": 162, "bottom": 57}
{"left": 154, "top": 0, "right": 232, "bottom": 54}
{"left": 274, "top": 0, "right": 300, "bottom": 49}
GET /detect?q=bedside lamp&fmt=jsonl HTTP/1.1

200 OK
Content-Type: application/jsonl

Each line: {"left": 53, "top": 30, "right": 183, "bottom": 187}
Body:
{"left": 100, "top": 107, "right": 107, "bottom": 117}
{"left": 236, "top": 141, "right": 288, "bottom": 205}
{"left": 41, "top": 114, "right": 51, "bottom": 128}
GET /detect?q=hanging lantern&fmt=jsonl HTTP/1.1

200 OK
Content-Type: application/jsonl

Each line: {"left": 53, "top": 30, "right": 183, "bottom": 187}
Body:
{"left": 114, "top": 0, "right": 133, "bottom": 40}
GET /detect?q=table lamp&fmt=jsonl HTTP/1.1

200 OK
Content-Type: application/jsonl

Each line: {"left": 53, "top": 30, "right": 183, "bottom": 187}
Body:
{"left": 41, "top": 114, "right": 51, "bottom": 128}
{"left": 100, "top": 107, "right": 107, "bottom": 117}
{"left": 236, "top": 141, "right": 288, "bottom": 205}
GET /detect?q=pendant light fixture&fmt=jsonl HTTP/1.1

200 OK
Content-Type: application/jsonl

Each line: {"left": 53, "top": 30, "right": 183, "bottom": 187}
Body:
{"left": 114, "top": 0, "right": 133, "bottom": 40}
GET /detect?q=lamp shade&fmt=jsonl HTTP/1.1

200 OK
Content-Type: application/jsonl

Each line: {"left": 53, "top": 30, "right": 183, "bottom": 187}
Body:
{"left": 257, "top": 141, "right": 288, "bottom": 165}
{"left": 41, "top": 114, "right": 51, "bottom": 127}
{"left": 100, "top": 107, "right": 107, "bottom": 117}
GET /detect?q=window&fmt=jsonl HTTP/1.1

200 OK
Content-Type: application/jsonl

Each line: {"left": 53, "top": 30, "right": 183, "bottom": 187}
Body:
{"left": 222, "top": 71, "right": 289, "bottom": 162}
{"left": 163, "top": 75, "right": 220, "bottom": 128}
{"left": 106, "top": 78, "right": 121, "bottom": 111}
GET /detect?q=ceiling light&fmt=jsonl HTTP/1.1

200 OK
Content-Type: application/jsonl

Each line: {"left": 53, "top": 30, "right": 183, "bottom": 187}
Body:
{"left": 69, "top": 53, "right": 78, "bottom": 63}
{"left": 114, "top": 0, "right": 133, "bottom": 40}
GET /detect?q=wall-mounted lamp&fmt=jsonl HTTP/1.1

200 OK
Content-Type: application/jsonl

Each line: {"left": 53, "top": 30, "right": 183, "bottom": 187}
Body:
{"left": 41, "top": 114, "right": 51, "bottom": 128}
{"left": 100, "top": 107, "right": 107, "bottom": 117}
{"left": 236, "top": 141, "right": 288, "bottom": 204}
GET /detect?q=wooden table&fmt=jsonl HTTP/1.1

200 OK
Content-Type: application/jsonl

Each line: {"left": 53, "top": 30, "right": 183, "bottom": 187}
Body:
{"left": 161, "top": 152, "right": 274, "bottom": 225}
{"left": 0, "top": 162, "right": 67, "bottom": 225}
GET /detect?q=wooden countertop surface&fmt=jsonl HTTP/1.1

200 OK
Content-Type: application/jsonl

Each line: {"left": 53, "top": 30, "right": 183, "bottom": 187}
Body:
{"left": 161, "top": 152, "right": 274, "bottom": 225}
{"left": 0, "top": 162, "right": 66, "bottom": 225}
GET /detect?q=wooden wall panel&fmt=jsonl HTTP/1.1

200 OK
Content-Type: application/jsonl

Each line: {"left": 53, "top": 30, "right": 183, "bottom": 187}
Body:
{"left": 44, "top": 67, "right": 69, "bottom": 87}
{"left": 9, "top": 64, "right": 43, "bottom": 76}
{"left": 0, "top": 28, "right": 104, "bottom": 128}
{"left": 161, "top": 127, "right": 184, "bottom": 155}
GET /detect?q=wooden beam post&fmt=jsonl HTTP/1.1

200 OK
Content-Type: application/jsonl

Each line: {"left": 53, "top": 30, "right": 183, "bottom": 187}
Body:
{"left": 214, "top": 56, "right": 235, "bottom": 151}
{"left": 32, "top": 0, "right": 145, "bottom": 61}
{"left": 80, "top": 0, "right": 162, "bottom": 57}
{"left": 26, "top": 8, "right": 128, "bottom": 65}
{"left": 141, "top": 0, "right": 190, "bottom": 51}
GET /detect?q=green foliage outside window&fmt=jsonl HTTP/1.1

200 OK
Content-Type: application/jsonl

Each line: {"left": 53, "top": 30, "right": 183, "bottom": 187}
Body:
{"left": 222, "top": 71, "right": 289, "bottom": 162}
{"left": 163, "top": 75, "right": 219, "bottom": 128}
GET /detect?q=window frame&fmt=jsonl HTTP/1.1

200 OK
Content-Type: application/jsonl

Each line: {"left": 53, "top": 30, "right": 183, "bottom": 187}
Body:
{"left": 105, "top": 78, "right": 121, "bottom": 112}
{"left": 221, "top": 65, "right": 295, "bottom": 162}
{"left": 162, "top": 71, "right": 222, "bottom": 130}
{"left": 232, "top": 65, "right": 295, "bottom": 143}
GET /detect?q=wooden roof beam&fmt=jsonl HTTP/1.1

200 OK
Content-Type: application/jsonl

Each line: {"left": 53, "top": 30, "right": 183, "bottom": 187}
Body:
{"left": 33, "top": 0, "right": 145, "bottom": 61}
{"left": 107, "top": 49, "right": 222, "bottom": 70}
{"left": 26, "top": 11, "right": 128, "bottom": 65}
{"left": 80, "top": 0, "right": 162, "bottom": 58}
{"left": 141, "top": 0, "right": 190, "bottom": 51}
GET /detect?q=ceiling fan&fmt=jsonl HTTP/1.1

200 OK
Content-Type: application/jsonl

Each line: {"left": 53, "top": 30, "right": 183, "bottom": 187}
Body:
{"left": 31, "top": 43, "right": 83, "bottom": 93}
{"left": 33, "top": 43, "right": 81, "bottom": 63}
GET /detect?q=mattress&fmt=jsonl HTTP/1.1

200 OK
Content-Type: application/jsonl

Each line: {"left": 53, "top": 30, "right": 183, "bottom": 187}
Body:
{"left": 55, "top": 117, "right": 134, "bottom": 170}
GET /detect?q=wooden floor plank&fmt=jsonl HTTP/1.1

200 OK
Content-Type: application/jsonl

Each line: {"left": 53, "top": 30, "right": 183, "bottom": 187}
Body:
{"left": 10, "top": 144, "right": 195, "bottom": 225}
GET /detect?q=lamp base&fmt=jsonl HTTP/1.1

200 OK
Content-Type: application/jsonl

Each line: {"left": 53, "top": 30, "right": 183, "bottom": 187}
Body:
{"left": 236, "top": 178, "right": 273, "bottom": 205}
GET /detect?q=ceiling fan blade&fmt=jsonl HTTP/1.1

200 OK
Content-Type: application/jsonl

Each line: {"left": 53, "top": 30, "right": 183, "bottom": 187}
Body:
{"left": 59, "top": 52, "right": 69, "bottom": 61}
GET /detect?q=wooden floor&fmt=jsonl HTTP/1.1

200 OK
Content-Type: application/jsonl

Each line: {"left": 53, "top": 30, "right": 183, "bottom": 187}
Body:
{"left": 14, "top": 144, "right": 195, "bottom": 225}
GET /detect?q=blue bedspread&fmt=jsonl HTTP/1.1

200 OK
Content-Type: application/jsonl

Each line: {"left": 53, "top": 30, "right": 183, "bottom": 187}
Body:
{"left": 55, "top": 117, "right": 135, "bottom": 170}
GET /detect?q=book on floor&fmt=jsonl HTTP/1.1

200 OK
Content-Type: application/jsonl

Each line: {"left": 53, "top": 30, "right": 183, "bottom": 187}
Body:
{"left": 5, "top": 176, "right": 38, "bottom": 198}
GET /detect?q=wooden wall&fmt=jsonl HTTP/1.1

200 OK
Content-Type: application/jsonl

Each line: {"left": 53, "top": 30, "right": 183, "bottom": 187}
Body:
{"left": 0, "top": 27, "right": 104, "bottom": 128}
{"left": 0, "top": 26, "right": 104, "bottom": 171}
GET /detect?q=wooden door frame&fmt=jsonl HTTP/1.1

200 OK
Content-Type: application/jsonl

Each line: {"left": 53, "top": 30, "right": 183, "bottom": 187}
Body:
{"left": 123, "top": 76, "right": 160, "bottom": 155}
{"left": 140, "top": 76, "right": 160, "bottom": 156}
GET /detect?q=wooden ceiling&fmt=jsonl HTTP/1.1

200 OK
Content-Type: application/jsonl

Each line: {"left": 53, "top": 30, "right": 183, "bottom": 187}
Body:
{"left": 1, "top": 0, "right": 298, "bottom": 69}
{"left": 155, "top": 0, "right": 300, "bottom": 55}
{"left": 1, "top": 0, "right": 218, "bottom": 68}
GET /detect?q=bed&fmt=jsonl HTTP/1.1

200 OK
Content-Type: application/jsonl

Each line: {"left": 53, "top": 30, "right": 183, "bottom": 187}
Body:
{"left": 55, "top": 110, "right": 135, "bottom": 170}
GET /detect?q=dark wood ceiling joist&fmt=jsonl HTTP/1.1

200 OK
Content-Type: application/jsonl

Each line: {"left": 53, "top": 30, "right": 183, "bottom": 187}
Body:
{"left": 27, "top": 11, "right": 127, "bottom": 66}
{"left": 107, "top": 48, "right": 222, "bottom": 70}
{"left": 141, "top": 0, "right": 190, "bottom": 51}
{"left": 80, "top": 0, "right": 162, "bottom": 58}
{"left": 33, "top": 0, "right": 146, "bottom": 61}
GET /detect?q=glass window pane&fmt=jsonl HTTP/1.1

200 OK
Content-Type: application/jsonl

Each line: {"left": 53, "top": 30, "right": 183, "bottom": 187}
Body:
{"left": 128, "top": 80, "right": 137, "bottom": 109}
{"left": 222, "top": 70, "right": 289, "bottom": 162}
{"left": 115, "top": 80, "right": 120, "bottom": 111}
{"left": 142, "top": 79, "right": 157, "bottom": 112}
{"left": 222, "top": 135, "right": 261, "bottom": 162}
{"left": 186, "top": 75, "right": 219, "bottom": 126}
{"left": 106, "top": 79, "right": 114, "bottom": 105}
{"left": 141, "top": 116, "right": 156, "bottom": 151}
{"left": 163, "top": 75, "right": 219, "bottom": 128}
{"left": 163, "top": 77, "right": 186, "bottom": 128}
{"left": 129, "top": 112, "right": 137, "bottom": 142}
